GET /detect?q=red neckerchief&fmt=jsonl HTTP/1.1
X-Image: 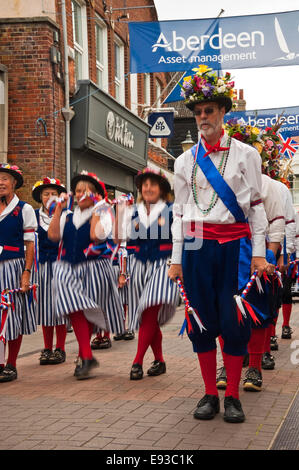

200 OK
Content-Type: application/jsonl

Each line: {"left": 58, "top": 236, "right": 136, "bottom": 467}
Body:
{"left": 202, "top": 129, "right": 229, "bottom": 157}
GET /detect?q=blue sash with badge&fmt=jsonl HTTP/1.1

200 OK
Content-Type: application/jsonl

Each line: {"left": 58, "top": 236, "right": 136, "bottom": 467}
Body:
{"left": 191, "top": 141, "right": 246, "bottom": 223}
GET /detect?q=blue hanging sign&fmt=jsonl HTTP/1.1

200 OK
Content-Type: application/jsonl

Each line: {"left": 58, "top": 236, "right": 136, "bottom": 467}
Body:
{"left": 148, "top": 112, "right": 174, "bottom": 138}
{"left": 129, "top": 10, "right": 299, "bottom": 73}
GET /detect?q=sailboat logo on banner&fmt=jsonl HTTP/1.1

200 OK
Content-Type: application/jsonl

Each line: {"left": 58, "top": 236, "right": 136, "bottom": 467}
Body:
{"left": 274, "top": 17, "right": 299, "bottom": 61}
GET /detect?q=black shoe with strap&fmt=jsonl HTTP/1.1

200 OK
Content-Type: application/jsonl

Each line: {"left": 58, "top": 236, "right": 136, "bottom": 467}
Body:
{"left": 74, "top": 357, "right": 99, "bottom": 380}
{"left": 147, "top": 360, "right": 166, "bottom": 376}
{"left": 0, "top": 364, "right": 18, "bottom": 382}
{"left": 270, "top": 336, "right": 279, "bottom": 351}
{"left": 48, "top": 348, "right": 66, "bottom": 364}
{"left": 261, "top": 352, "right": 275, "bottom": 370}
{"left": 243, "top": 367, "right": 263, "bottom": 391}
{"left": 193, "top": 394, "right": 220, "bottom": 420}
{"left": 130, "top": 363, "right": 143, "bottom": 380}
{"left": 39, "top": 348, "right": 53, "bottom": 365}
{"left": 223, "top": 396, "right": 245, "bottom": 423}
{"left": 281, "top": 326, "right": 292, "bottom": 339}
{"left": 216, "top": 366, "right": 227, "bottom": 389}
{"left": 123, "top": 330, "right": 135, "bottom": 340}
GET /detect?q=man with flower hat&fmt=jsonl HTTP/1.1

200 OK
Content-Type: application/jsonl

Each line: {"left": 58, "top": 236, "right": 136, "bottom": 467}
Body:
{"left": 32, "top": 177, "right": 69, "bottom": 366}
{"left": 168, "top": 66, "right": 268, "bottom": 423}
{"left": 0, "top": 164, "right": 37, "bottom": 382}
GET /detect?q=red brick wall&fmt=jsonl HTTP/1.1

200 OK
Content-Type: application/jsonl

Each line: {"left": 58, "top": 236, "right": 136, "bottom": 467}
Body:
{"left": 0, "top": 19, "right": 66, "bottom": 207}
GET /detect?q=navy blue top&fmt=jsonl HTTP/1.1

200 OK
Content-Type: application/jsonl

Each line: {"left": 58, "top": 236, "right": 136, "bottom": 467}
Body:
{"left": 0, "top": 200, "right": 26, "bottom": 261}
{"left": 35, "top": 209, "right": 59, "bottom": 264}
{"left": 128, "top": 202, "right": 173, "bottom": 263}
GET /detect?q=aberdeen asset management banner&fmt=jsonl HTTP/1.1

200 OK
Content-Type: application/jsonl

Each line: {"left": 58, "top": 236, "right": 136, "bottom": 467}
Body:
{"left": 129, "top": 10, "right": 299, "bottom": 73}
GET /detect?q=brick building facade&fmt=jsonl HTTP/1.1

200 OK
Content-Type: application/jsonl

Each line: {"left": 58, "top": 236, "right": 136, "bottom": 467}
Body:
{"left": 0, "top": 0, "right": 172, "bottom": 205}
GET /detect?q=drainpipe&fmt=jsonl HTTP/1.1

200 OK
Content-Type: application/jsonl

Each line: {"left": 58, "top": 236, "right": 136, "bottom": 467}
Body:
{"left": 61, "top": 0, "right": 75, "bottom": 191}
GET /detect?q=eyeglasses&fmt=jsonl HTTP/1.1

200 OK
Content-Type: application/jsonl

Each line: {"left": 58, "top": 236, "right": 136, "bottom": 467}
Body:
{"left": 194, "top": 106, "right": 217, "bottom": 116}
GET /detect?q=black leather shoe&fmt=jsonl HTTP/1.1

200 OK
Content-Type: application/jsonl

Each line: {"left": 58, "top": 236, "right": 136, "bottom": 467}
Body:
{"left": 48, "top": 348, "right": 66, "bottom": 364}
{"left": 130, "top": 363, "right": 143, "bottom": 380}
{"left": 243, "top": 367, "right": 263, "bottom": 391}
{"left": 147, "top": 360, "right": 166, "bottom": 376}
{"left": 0, "top": 364, "right": 18, "bottom": 382}
{"left": 261, "top": 352, "right": 275, "bottom": 370}
{"left": 223, "top": 396, "right": 245, "bottom": 423}
{"left": 74, "top": 357, "right": 99, "bottom": 380}
{"left": 270, "top": 336, "right": 279, "bottom": 351}
{"left": 281, "top": 326, "right": 292, "bottom": 339}
{"left": 39, "top": 348, "right": 53, "bottom": 365}
{"left": 193, "top": 394, "right": 220, "bottom": 420}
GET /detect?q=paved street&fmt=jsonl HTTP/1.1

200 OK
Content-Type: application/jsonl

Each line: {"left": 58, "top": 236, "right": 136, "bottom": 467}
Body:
{"left": 0, "top": 303, "right": 298, "bottom": 451}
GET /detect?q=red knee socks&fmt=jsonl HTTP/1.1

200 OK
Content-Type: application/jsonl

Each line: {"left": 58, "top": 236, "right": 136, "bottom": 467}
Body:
{"left": 248, "top": 328, "right": 266, "bottom": 371}
{"left": 7, "top": 335, "right": 23, "bottom": 368}
{"left": 150, "top": 325, "right": 164, "bottom": 363}
{"left": 42, "top": 325, "right": 67, "bottom": 351}
{"left": 270, "top": 311, "right": 279, "bottom": 337}
{"left": 264, "top": 325, "right": 272, "bottom": 354}
{"left": 133, "top": 305, "right": 162, "bottom": 365}
{"left": 70, "top": 311, "right": 93, "bottom": 360}
{"left": 282, "top": 304, "right": 292, "bottom": 327}
{"left": 197, "top": 349, "right": 218, "bottom": 396}
{"left": 222, "top": 352, "right": 244, "bottom": 399}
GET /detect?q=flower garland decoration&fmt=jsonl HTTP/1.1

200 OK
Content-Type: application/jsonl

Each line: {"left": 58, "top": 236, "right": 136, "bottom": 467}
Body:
{"left": 225, "top": 119, "right": 292, "bottom": 185}
{"left": 180, "top": 65, "right": 236, "bottom": 108}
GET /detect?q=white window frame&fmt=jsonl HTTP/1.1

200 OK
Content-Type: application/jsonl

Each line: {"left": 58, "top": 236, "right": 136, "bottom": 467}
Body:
{"left": 155, "top": 79, "right": 162, "bottom": 146}
{"left": 130, "top": 73, "right": 138, "bottom": 114}
{"left": 114, "top": 35, "right": 125, "bottom": 105}
{"left": 95, "top": 15, "right": 108, "bottom": 92}
{"left": 71, "top": 0, "right": 89, "bottom": 82}
{"left": 144, "top": 73, "right": 151, "bottom": 106}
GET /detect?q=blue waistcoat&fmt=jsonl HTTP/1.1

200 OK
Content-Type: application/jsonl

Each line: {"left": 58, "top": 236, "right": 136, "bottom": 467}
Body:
{"left": 0, "top": 200, "right": 26, "bottom": 261}
{"left": 128, "top": 202, "right": 173, "bottom": 263}
{"left": 35, "top": 209, "right": 60, "bottom": 264}
{"left": 61, "top": 213, "right": 96, "bottom": 265}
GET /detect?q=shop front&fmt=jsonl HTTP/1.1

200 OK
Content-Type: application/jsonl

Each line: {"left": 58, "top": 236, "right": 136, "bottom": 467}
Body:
{"left": 70, "top": 80, "right": 150, "bottom": 198}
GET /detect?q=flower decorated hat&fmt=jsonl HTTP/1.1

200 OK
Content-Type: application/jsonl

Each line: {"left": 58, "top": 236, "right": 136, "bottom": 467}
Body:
{"left": 135, "top": 167, "right": 171, "bottom": 194}
{"left": 180, "top": 65, "right": 235, "bottom": 112}
{"left": 225, "top": 119, "right": 291, "bottom": 186}
{"left": 0, "top": 163, "right": 23, "bottom": 189}
{"left": 71, "top": 170, "right": 107, "bottom": 199}
{"left": 32, "top": 177, "right": 67, "bottom": 203}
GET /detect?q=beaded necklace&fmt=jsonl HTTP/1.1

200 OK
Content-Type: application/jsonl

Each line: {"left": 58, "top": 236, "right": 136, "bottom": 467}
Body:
{"left": 191, "top": 137, "right": 231, "bottom": 216}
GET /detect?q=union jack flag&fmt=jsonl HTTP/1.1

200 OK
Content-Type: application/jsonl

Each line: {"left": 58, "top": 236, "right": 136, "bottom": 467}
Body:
{"left": 278, "top": 133, "right": 299, "bottom": 159}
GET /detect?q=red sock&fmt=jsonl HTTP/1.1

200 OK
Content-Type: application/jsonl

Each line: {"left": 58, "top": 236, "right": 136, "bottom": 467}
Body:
{"left": 282, "top": 304, "right": 292, "bottom": 327}
{"left": 197, "top": 349, "right": 218, "bottom": 396}
{"left": 150, "top": 325, "right": 164, "bottom": 362}
{"left": 42, "top": 326, "right": 54, "bottom": 350}
{"left": 270, "top": 311, "right": 279, "bottom": 336}
{"left": 248, "top": 328, "right": 266, "bottom": 371}
{"left": 264, "top": 325, "right": 272, "bottom": 353}
{"left": 7, "top": 335, "right": 23, "bottom": 368}
{"left": 133, "top": 305, "right": 161, "bottom": 365}
{"left": 70, "top": 311, "right": 93, "bottom": 360}
{"left": 103, "top": 330, "right": 110, "bottom": 339}
{"left": 222, "top": 352, "right": 244, "bottom": 399}
{"left": 55, "top": 325, "right": 67, "bottom": 351}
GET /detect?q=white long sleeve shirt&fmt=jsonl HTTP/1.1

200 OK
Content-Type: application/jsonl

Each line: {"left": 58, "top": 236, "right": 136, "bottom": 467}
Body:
{"left": 171, "top": 133, "right": 268, "bottom": 263}
{"left": 271, "top": 179, "right": 296, "bottom": 254}
{"left": 261, "top": 174, "right": 285, "bottom": 244}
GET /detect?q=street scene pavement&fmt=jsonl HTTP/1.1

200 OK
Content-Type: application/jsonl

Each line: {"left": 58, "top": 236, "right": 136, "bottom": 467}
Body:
{"left": 0, "top": 303, "right": 298, "bottom": 451}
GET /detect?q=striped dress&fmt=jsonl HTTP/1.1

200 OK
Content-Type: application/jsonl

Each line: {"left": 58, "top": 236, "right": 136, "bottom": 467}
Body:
{"left": 35, "top": 208, "right": 67, "bottom": 327}
{"left": 52, "top": 208, "right": 125, "bottom": 334}
{"left": 0, "top": 197, "right": 37, "bottom": 340}
{"left": 126, "top": 201, "right": 179, "bottom": 331}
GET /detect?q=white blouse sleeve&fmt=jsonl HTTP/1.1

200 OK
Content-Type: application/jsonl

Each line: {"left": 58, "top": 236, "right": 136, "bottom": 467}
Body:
{"left": 22, "top": 203, "right": 38, "bottom": 242}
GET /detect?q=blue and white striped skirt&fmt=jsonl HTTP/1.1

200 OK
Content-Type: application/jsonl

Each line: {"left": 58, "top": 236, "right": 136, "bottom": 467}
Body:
{"left": 36, "top": 261, "right": 66, "bottom": 326}
{"left": 0, "top": 259, "right": 37, "bottom": 341}
{"left": 53, "top": 259, "right": 125, "bottom": 334}
{"left": 127, "top": 257, "right": 179, "bottom": 331}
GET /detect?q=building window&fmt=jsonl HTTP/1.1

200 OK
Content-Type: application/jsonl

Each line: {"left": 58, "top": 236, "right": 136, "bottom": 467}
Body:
{"left": 130, "top": 73, "right": 138, "bottom": 114}
{"left": 114, "top": 36, "right": 125, "bottom": 104}
{"left": 95, "top": 16, "right": 108, "bottom": 92}
{"left": 156, "top": 79, "right": 162, "bottom": 107}
{"left": 72, "top": 0, "right": 88, "bottom": 82}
